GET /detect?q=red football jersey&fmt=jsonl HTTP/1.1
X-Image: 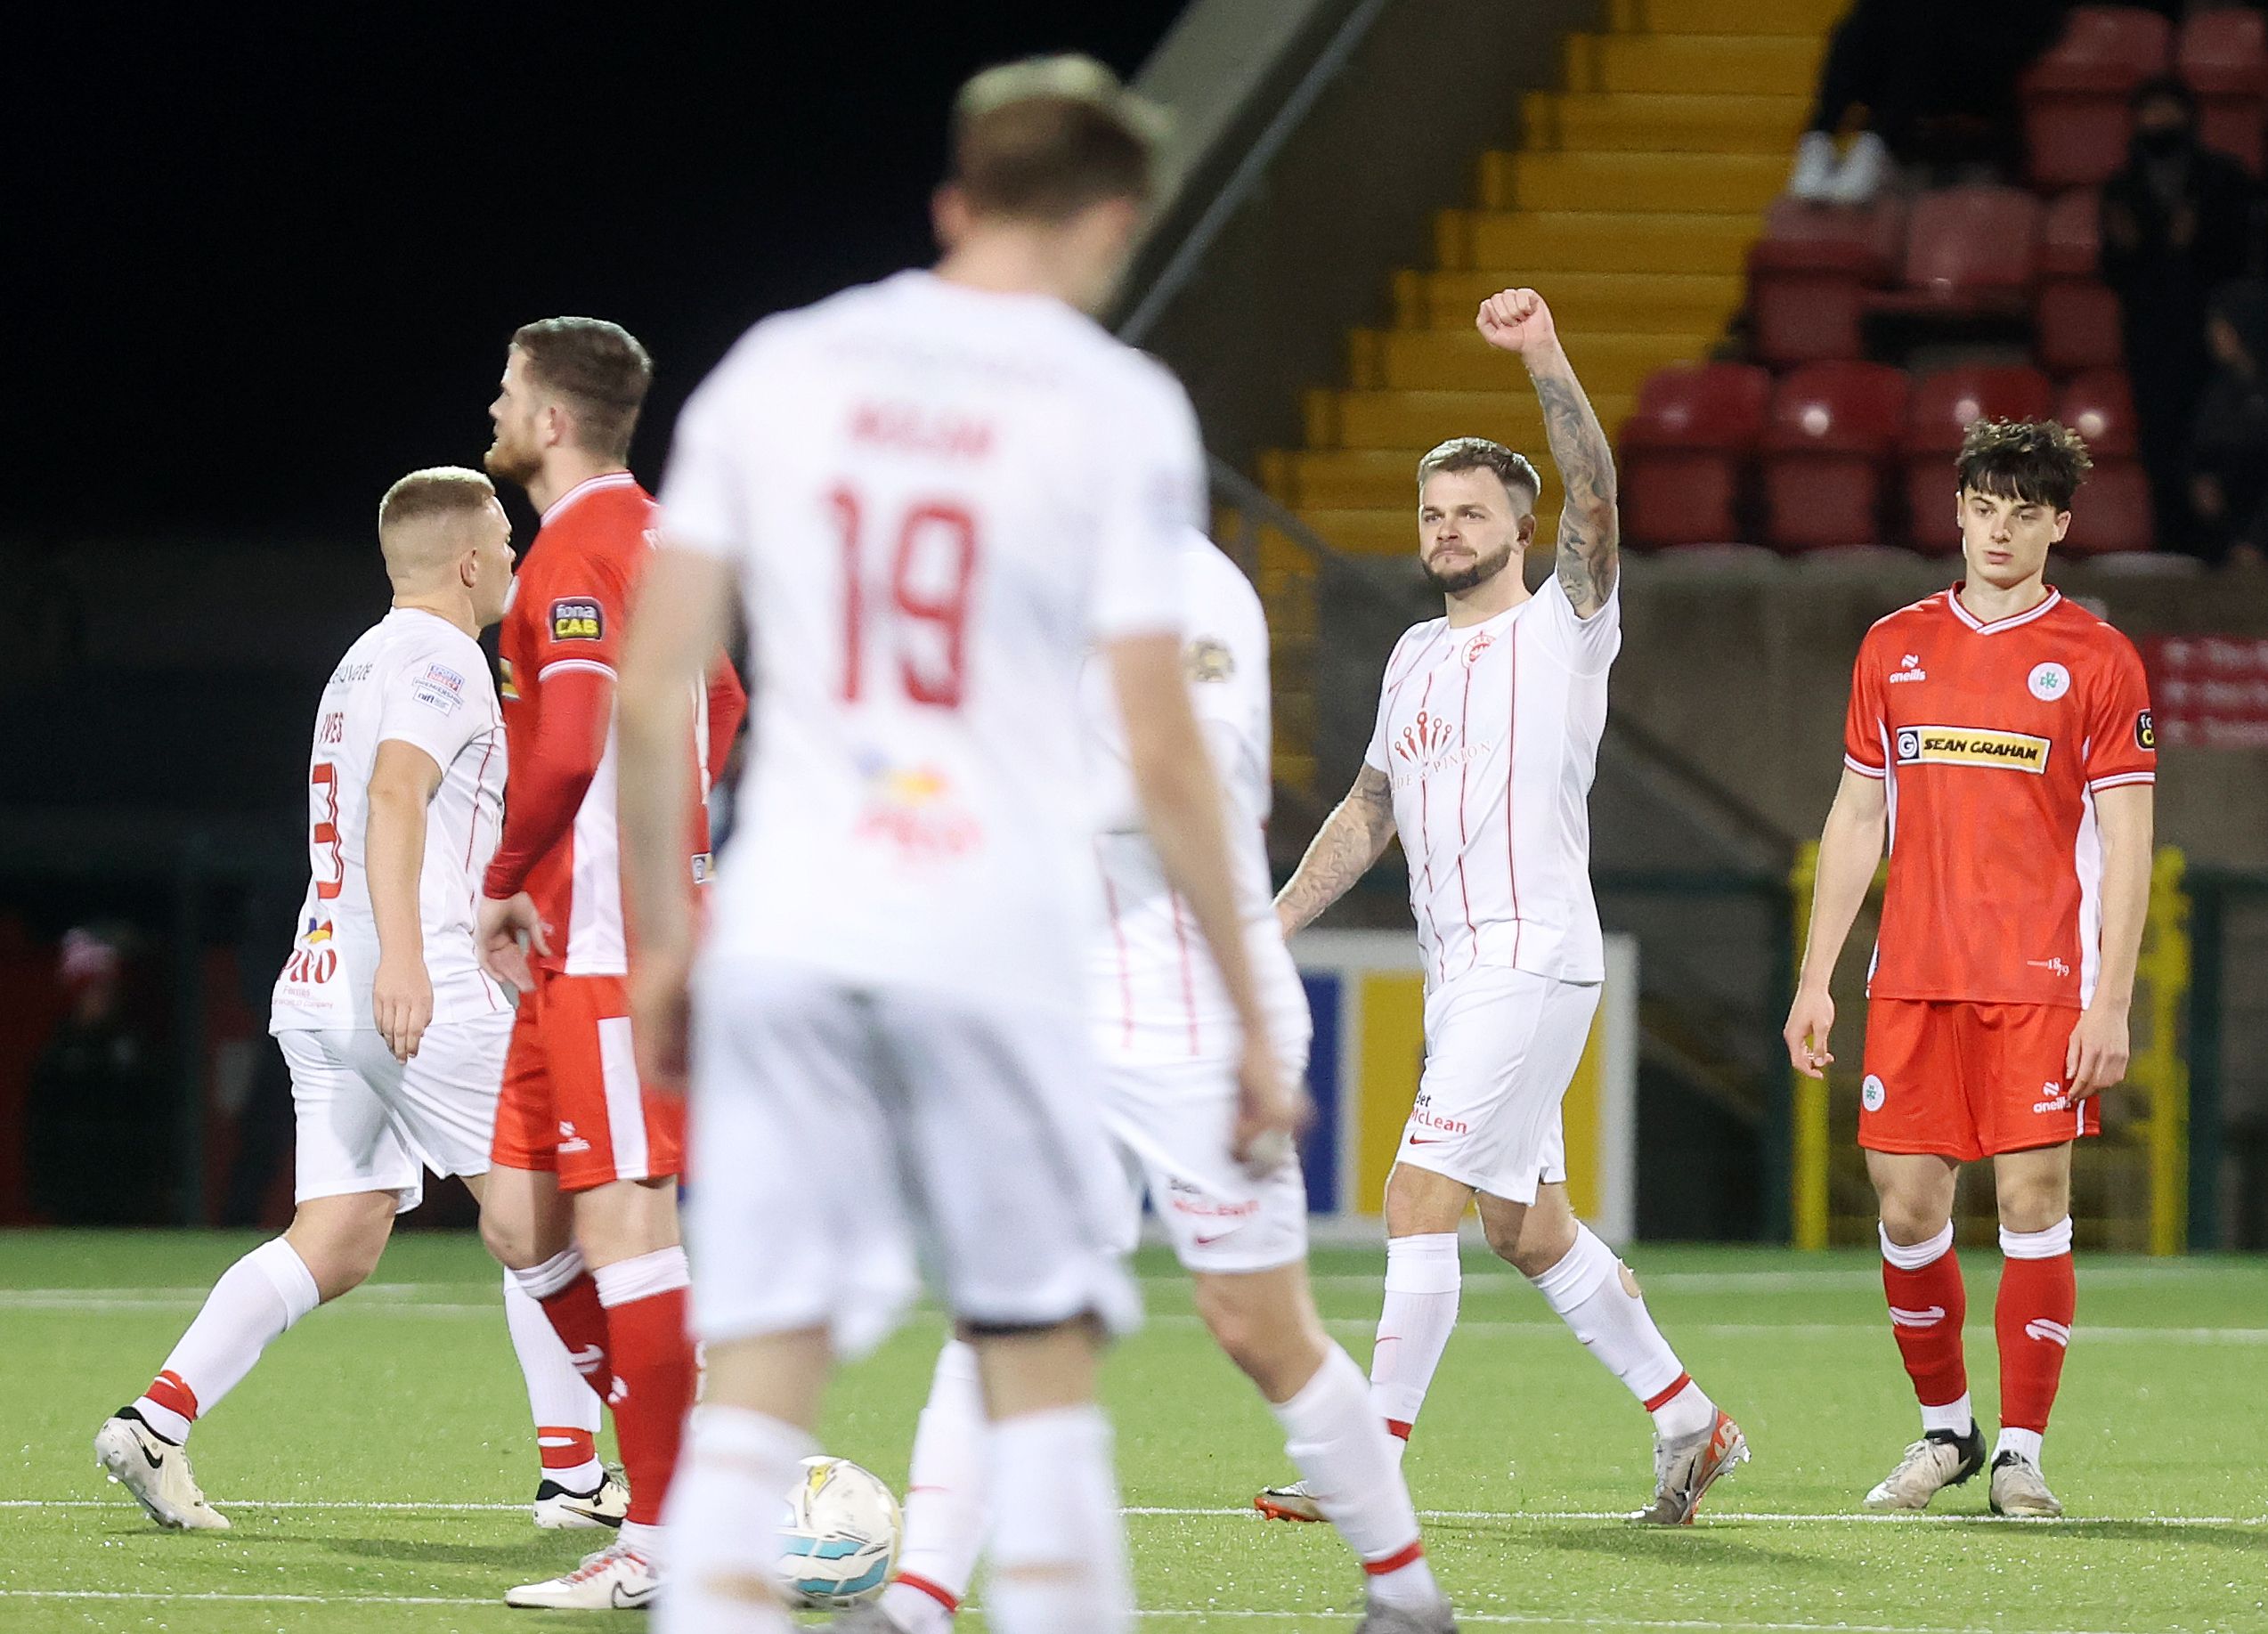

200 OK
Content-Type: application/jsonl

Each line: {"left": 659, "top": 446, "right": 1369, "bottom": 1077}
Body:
{"left": 1842, "top": 586, "right": 2155, "bottom": 1008}
{"left": 492, "top": 472, "right": 733, "bottom": 975}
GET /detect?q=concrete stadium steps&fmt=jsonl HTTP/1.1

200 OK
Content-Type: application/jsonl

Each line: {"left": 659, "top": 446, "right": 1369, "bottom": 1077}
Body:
{"left": 1305, "top": 388, "right": 1638, "bottom": 453}
{"left": 1479, "top": 150, "right": 1789, "bottom": 213}
{"left": 1610, "top": 0, "right": 1846, "bottom": 36}
{"left": 1565, "top": 31, "right": 1823, "bottom": 96}
{"left": 1350, "top": 327, "right": 1710, "bottom": 394}
{"left": 1437, "top": 209, "right": 1761, "bottom": 274}
{"left": 1394, "top": 270, "right": 1743, "bottom": 334}
{"left": 1522, "top": 92, "right": 1808, "bottom": 155}
{"left": 1264, "top": 448, "right": 1567, "bottom": 516}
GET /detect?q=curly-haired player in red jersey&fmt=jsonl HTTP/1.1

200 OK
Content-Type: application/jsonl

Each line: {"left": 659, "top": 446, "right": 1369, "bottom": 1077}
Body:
{"left": 472, "top": 317, "right": 745, "bottom": 1609}
{"left": 1785, "top": 420, "right": 2156, "bottom": 1519}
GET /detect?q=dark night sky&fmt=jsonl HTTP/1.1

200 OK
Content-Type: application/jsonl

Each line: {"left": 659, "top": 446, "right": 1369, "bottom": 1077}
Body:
{"left": 18, "top": 5, "right": 1188, "bottom": 545}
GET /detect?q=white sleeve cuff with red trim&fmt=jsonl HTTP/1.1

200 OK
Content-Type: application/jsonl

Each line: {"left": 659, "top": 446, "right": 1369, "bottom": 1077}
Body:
{"left": 2086, "top": 770, "right": 2156, "bottom": 792}
{"left": 1843, "top": 753, "right": 1887, "bottom": 780}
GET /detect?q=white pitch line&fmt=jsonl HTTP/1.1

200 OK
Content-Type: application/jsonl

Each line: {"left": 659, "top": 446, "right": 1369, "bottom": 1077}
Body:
{"left": 12, "top": 1498, "right": 2258, "bottom": 1526}
{"left": 0, "top": 1594, "right": 2173, "bottom": 1633}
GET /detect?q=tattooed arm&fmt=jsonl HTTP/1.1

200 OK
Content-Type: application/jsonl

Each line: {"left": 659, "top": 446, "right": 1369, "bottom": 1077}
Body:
{"left": 1274, "top": 762, "right": 1396, "bottom": 936}
{"left": 1475, "top": 288, "right": 1620, "bottom": 618}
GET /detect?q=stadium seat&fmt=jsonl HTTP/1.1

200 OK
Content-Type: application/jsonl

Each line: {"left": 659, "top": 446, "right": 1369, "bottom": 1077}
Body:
{"left": 2035, "top": 279, "right": 2124, "bottom": 374}
{"left": 1760, "top": 362, "right": 1908, "bottom": 552}
{"left": 1874, "top": 186, "right": 2043, "bottom": 317}
{"left": 2041, "top": 189, "right": 2101, "bottom": 278}
{"left": 2053, "top": 370, "right": 2154, "bottom": 551}
{"left": 1903, "top": 365, "right": 2058, "bottom": 550}
{"left": 2183, "top": 9, "right": 2268, "bottom": 174}
{"left": 1619, "top": 363, "right": 1770, "bottom": 549}
{"left": 2020, "top": 7, "right": 2175, "bottom": 188}
{"left": 1746, "top": 198, "right": 1906, "bottom": 364}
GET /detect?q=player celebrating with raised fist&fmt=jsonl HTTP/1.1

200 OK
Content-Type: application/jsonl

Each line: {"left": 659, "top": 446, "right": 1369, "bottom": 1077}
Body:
{"left": 1785, "top": 420, "right": 2155, "bottom": 1518}
{"left": 1257, "top": 289, "right": 1746, "bottom": 1528}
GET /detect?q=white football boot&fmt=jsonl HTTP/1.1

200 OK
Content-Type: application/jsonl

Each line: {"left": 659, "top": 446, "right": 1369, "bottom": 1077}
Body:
{"left": 1787, "top": 130, "right": 1841, "bottom": 201}
{"left": 94, "top": 1411, "right": 230, "bottom": 1531}
{"left": 1863, "top": 1424, "right": 1986, "bottom": 1512}
{"left": 1254, "top": 1477, "right": 1326, "bottom": 1522}
{"left": 1988, "top": 1451, "right": 2064, "bottom": 1518}
{"left": 505, "top": 1541, "right": 661, "bottom": 1609}
{"left": 532, "top": 1467, "right": 630, "bottom": 1530}
{"left": 1631, "top": 1407, "right": 1750, "bottom": 1525}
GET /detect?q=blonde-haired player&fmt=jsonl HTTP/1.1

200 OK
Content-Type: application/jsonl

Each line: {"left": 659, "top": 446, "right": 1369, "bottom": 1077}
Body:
{"left": 95, "top": 468, "right": 617, "bottom": 1533}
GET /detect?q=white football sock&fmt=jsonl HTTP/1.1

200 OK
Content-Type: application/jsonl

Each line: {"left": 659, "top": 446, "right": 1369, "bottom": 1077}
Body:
{"left": 1530, "top": 1226, "right": 1714, "bottom": 1440}
{"left": 983, "top": 1406, "right": 1130, "bottom": 1634}
{"left": 134, "top": 1236, "right": 321, "bottom": 1443}
{"left": 1370, "top": 1232, "right": 1461, "bottom": 1457}
{"left": 880, "top": 1339, "right": 987, "bottom": 1634}
{"left": 503, "top": 1269, "right": 605, "bottom": 1492}
{"left": 1273, "top": 1344, "right": 1439, "bottom": 1609}
{"left": 1995, "top": 1426, "right": 2044, "bottom": 1465}
{"left": 655, "top": 1404, "right": 808, "bottom": 1634}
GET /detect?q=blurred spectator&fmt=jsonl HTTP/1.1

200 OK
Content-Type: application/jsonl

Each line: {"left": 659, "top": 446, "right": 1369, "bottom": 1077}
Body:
{"left": 2189, "top": 279, "right": 2268, "bottom": 566}
{"left": 2102, "top": 77, "right": 2264, "bottom": 547}
{"left": 1787, "top": 0, "right": 2066, "bottom": 205}
{"left": 26, "top": 929, "right": 172, "bottom": 1224}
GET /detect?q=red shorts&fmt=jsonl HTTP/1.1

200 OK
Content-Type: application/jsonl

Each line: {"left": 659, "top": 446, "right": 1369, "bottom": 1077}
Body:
{"left": 491, "top": 971, "right": 684, "bottom": 1191}
{"left": 1859, "top": 999, "right": 2095, "bottom": 1162}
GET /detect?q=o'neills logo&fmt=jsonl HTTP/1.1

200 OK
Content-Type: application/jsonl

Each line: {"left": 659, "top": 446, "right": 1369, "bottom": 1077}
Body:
{"left": 1894, "top": 725, "right": 2050, "bottom": 773}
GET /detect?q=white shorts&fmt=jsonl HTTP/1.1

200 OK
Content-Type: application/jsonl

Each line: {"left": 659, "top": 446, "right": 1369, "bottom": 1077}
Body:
{"left": 685, "top": 958, "right": 1140, "bottom": 1361}
{"left": 280, "top": 1012, "right": 511, "bottom": 1215}
{"left": 1100, "top": 1036, "right": 1313, "bottom": 1275}
{"left": 1396, "top": 965, "right": 1599, "bottom": 1205}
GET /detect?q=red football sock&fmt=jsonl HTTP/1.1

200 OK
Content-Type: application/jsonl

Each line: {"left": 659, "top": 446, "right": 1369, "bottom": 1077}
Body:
{"left": 596, "top": 1250, "right": 696, "bottom": 1528}
{"left": 1881, "top": 1224, "right": 1968, "bottom": 1413}
{"left": 540, "top": 1272, "right": 616, "bottom": 1402}
{"left": 1996, "top": 1222, "right": 2076, "bottom": 1436}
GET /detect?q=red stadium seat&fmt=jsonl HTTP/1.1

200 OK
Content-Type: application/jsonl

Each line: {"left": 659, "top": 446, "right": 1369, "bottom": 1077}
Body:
{"left": 1904, "top": 366, "right": 2058, "bottom": 550}
{"left": 1620, "top": 364, "right": 1770, "bottom": 549}
{"left": 1760, "top": 362, "right": 1909, "bottom": 551}
{"left": 2058, "top": 367, "right": 2140, "bottom": 456}
{"left": 1879, "top": 186, "right": 2043, "bottom": 315}
{"left": 2041, "top": 190, "right": 2101, "bottom": 278}
{"left": 2183, "top": 9, "right": 2268, "bottom": 174}
{"left": 2035, "top": 279, "right": 2124, "bottom": 373}
{"left": 2021, "top": 7, "right": 2175, "bottom": 187}
{"left": 1747, "top": 199, "right": 1906, "bottom": 364}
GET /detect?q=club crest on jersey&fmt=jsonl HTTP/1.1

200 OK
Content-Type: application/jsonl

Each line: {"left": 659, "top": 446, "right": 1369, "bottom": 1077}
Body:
{"left": 1894, "top": 725, "right": 2050, "bottom": 773}
{"left": 2028, "top": 662, "right": 2070, "bottom": 701}
{"left": 1462, "top": 630, "right": 1496, "bottom": 666}
{"left": 1185, "top": 637, "right": 1234, "bottom": 683}
{"left": 550, "top": 598, "right": 605, "bottom": 641}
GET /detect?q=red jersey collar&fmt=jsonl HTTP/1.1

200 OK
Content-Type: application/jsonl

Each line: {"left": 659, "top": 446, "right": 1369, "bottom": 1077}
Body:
{"left": 541, "top": 469, "right": 638, "bottom": 526}
{"left": 1946, "top": 582, "right": 2061, "bottom": 635}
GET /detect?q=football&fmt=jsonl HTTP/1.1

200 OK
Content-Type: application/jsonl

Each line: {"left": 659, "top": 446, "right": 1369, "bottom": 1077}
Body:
{"left": 776, "top": 1454, "right": 904, "bottom": 1608}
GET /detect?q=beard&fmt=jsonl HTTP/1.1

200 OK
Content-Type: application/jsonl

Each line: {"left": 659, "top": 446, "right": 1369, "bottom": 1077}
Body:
{"left": 483, "top": 430, "right": 541, "bottom": 489}
{"left": 1419, "top": 538, "right": 1516, "bottom": 595}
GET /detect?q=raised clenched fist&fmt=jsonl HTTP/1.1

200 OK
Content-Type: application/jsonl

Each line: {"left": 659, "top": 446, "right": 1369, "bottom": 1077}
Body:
{"left": 1475, "top": 287, "right": 1557, "bottom": 356}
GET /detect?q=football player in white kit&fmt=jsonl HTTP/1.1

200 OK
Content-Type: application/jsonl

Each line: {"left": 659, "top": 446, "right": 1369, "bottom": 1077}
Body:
{"left": 1256, "top": 290, "right": 1749, "bottom": 1526}
{"left": 612, "top": 59, "right": 1300, "bottom": 1634}
{"left": 848, "top": 529, "right": 1453, "bottom": 1634}
{"left": 94, "top": 467, "right": 620, "bottom": 1532}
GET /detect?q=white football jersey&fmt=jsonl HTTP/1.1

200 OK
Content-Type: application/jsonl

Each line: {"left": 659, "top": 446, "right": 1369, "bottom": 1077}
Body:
{"left": 1364, "top": 573, "right": 1619, "bottom": 989}
{"left": 661, "top": 271, "right": 1200, "bottom": 1014}
{"left": 1083, "top": 532, "right": 1311, "bottom": 1064}
{"left": 272, "top": 608, "right": 508, "bottom": 1032}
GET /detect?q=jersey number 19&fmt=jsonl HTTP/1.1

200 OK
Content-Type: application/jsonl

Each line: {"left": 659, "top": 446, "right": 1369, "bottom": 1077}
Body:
{"left": 830, "top": 486, "right": 979, "bottom": 709}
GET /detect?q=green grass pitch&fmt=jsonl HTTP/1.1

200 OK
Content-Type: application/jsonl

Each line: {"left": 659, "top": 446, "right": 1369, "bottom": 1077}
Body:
{"left": 2, "top": 1231, "right": 2262, "bottom": 1632}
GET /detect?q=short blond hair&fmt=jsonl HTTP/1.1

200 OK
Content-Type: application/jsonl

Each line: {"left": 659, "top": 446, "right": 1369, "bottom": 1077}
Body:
{"left": 949, "top": 55, "right": 1166, "bottom": 221}
{"left": 378, "top": 466, "right": 496, "bottom": 540}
